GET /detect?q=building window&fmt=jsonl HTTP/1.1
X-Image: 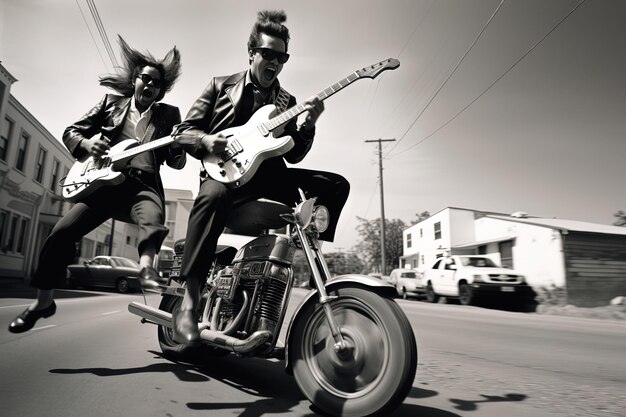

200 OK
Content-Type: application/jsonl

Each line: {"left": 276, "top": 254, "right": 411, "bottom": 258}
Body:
{"left": 166, "top": 202, "right": 177, "bottom": 220}
{"left": 0, "top": 117, "right": 13, "bottom": 162}
{"left": 421, "top": 254, "right": 424, "bottom": 265}
{"left": 81, "top": 238, "right": 95, "bottom": 259}
{"left": 406, "top": 233, "right": 412, "bottom": 248}
{"left": 16, "top": 218, "right": 29, "bottom": 254}
{"left": 1, "top": 212, "right": 30, "bottom": 254}
{"left": 15, "top": 131, "right": 30, "bottom": 172}
{"left": 166, "top": 220, "right": 175, "bottom": 240}
{"left": 420, "top": 228, "right": 423, "bottom": 238}
{"left": 434, "top": 222, "right": 441, "bottom": 240}
{"left": 34, "top": 146, "right": 47, "bottom": 183}
{"left": 0, "top": 210, "right": 8, "bottom": 248}
{"left": 95, "top": 242, "right": 106, "bottom": 256}
{"left": 50, "top": 159, "right": 60, "bottom": 191}
{"left": 126, "top": 236, "right": 131, "bottom": 244}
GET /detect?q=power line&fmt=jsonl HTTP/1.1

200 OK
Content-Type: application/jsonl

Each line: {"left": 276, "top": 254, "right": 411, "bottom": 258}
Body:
{"left": 385, "top": 0, "right": 506, "bottom": 157}
{"left": 388, "top": 0, "right": 588, "bottom": 158}
{"left": 86, "top": 0, "right": 119, "bottom": 68}
{"left": 75, "top": 0, "right": 109, "bottom": 72}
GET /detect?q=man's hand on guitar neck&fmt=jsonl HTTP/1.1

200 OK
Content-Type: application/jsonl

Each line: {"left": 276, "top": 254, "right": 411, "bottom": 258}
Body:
{"left": 81, "top": 137, "right": 111, "bottom": 158}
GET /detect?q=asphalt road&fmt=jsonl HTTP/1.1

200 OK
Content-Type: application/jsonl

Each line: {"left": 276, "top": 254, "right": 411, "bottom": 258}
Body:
{"left": 1, "top": 286, "right": 624, "bottom": 417}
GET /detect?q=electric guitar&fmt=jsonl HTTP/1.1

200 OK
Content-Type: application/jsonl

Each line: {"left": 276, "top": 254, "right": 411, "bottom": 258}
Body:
{"left": 202, "top": 58, "right": 400, "bottom": 188}
{"left": 61, "top": 136, "right": 176, "bottom": 202}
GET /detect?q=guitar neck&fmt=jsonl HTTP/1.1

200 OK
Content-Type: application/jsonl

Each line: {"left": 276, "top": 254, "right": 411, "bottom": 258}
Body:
{"left": 263, "top": 71, "right": 363, "bottom": 131}
{"left": 110, "top": 136, "right": 174, "bottom": 162}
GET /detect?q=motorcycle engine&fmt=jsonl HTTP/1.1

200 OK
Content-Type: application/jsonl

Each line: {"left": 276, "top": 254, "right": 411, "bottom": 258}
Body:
{"left": 214, "top": 235, "right": 295, "bottom": 340}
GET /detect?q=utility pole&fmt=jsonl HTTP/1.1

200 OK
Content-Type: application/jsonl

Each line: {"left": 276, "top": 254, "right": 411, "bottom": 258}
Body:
{"left": 365, "top": 138, "right": 395, "bottom": 275}
{"left": 108, "top": 219, "right": 115, "bottom": 256}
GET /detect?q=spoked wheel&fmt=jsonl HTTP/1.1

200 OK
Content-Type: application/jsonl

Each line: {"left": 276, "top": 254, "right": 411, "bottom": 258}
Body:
{"left": 291, "top": 286, "right": 417, "bottom": 417}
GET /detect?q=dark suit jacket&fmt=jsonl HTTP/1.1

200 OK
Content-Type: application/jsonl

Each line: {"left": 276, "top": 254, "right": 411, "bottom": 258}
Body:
{"left": 173, "top": 71, "right": 315, "bottom": 173}
{"left": 63, "top": 94, "right": 186, "bottom": 199}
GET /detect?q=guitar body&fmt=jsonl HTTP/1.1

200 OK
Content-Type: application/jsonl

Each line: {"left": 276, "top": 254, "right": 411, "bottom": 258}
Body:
{"left": 62, "top": 139, "right": 141, "bottom": 202}
{"left": 201, "top": 104, "right": 294, "bottom": 188}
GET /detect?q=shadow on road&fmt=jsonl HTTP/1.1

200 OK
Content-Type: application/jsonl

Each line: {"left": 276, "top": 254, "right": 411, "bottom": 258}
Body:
{"left": 48, "top": 348, "right": 466, "bottom": 417}
{"left": 449, "top": 393, "right": 527, "bottom": 411}
{"left": 49, "top": 361, "right": 210, "bottom": 382}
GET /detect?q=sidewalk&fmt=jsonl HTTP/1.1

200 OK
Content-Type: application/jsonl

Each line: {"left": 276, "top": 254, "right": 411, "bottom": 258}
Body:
{"left": 0, "top": 277, "right": 102, "bottom": 300}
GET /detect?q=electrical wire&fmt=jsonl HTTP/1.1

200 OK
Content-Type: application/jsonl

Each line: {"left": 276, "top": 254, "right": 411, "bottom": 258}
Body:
{"left": 75, "top": 0, "right": 109, "bottom": 72}
{"left": 387, "top": 0, "right": 588, "bottom": 158}
{"left": 385, "top": 0, "right": 507, "bottom": 157}
{"left": 86, "top": 0, "right": 119, "bottom": 68}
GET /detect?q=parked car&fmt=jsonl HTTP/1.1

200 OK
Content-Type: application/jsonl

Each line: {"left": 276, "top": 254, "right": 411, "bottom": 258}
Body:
{"left": 154, "top": 245, "right": 175, "bottom": 278}
{"left": 67, "top": 256, "right": 144, "bottom": 293}
{"left": 422, "top": 255, "right": 535, "bottom": 306}
{"left": 389, "top": 268, "right": 425, "bottom": 299}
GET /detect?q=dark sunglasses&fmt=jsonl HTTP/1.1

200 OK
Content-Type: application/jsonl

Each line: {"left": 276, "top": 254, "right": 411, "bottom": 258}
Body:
{"left": 137, "top": 73, "right": 163, "bottom": 88}
{"left": 252, "top": 47, "right": 290, "bottom": 64}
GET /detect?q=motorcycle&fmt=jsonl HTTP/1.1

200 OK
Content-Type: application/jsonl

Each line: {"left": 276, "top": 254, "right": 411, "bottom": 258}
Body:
{"left": 129, "top": 190, "right": 417, "bottom": 417}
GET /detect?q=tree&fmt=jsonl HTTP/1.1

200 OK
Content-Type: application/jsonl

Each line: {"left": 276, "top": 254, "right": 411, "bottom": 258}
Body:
{"left": 411, "top": 211, "right": 431, "bottom": 225}
{"left": 354, "top": 217, "right": 407, "bottom": 275}
{"left": 613, "top": 210, "right": 626, "bottom": 226}
{"left": 324, "top": 251, "right": 366, "bottom": 275}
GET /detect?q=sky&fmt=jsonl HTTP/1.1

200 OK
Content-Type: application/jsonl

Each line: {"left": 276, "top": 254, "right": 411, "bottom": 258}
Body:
{"left": 2, "top": 0, "right": 626, "bottom": 253}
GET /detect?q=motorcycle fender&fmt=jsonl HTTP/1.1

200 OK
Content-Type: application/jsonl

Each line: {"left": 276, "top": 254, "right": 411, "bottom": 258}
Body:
{"left": 284, "top": 274, "right": 396, "bottom": 374}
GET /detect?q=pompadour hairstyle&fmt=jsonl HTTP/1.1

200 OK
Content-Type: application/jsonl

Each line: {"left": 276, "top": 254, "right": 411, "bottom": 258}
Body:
{"left": 247, "top": 10, "right": 291, "bottom": 51}
{"left": 98, "top": 35, "right": 181, "bottom": 102}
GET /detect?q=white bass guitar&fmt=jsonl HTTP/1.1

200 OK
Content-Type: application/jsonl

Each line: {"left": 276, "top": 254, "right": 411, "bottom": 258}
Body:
{"left": 202, "top": 58, "right": 400, "bottom": 188}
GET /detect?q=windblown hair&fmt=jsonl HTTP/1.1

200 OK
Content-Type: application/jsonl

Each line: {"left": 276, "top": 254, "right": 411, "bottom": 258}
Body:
{"left": 247, "top": 10, "right": 290, "bottom": 51}
{"left": 98, "top": 35, "right": 181, "bottom": 102}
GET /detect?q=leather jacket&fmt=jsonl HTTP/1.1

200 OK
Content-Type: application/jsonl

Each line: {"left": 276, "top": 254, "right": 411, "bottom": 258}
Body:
{"left": 63, "top": 94, "right": 186, "bottom": 198}
{"left": 174, "top": 71, "right": 315, "bottom": 172}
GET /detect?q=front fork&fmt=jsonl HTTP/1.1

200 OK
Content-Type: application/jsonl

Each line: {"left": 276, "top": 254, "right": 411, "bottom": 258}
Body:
{"left": 295, "top": 226, "right": 352, "bottom": 355}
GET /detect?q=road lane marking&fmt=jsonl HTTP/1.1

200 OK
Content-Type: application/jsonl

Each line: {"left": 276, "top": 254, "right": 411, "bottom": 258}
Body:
{"left": 101, "top": 310, "right": 121, "bottom": 316}
{"left": 32, "top": 325, "right": 56, "bottom": 331}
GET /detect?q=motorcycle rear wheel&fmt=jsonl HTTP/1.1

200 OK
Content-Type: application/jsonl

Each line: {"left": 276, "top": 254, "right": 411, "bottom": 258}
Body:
{"left": 291, "top": 286, "right": 417, "bottom": 417}
{"left": 157, "top": 294, "right": 227, "bottom": 363}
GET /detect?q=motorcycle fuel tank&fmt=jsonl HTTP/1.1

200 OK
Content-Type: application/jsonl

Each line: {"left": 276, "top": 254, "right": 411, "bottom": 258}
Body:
{"left": 233, "top": 234, "right": 296, "bottom": 265}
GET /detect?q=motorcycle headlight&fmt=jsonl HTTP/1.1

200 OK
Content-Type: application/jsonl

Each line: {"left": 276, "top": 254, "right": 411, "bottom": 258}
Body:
{"left": 313, "top": 205, "right": 330, "bottom": 233}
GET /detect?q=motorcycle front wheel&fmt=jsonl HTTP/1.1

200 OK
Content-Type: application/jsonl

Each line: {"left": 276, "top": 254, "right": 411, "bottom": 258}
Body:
{"left": 291, "top": 286, "right": 417, "bottom": 417}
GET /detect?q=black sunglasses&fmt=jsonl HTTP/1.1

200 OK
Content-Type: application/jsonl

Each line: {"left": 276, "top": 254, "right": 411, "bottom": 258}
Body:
{"left": 137, "top": 73, "right": 163, "bottom": 88}
{"left": 252, "top": 47, "right": 290, "bottom": 64}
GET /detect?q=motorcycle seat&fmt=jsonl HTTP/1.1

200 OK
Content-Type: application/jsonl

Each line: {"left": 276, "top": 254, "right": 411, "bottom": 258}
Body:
{"left": 225, "top": 198, "right": 291, "bottom": 236}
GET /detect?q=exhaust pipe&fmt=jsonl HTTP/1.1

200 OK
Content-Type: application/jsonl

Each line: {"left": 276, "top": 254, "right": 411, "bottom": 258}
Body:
{"left": 129, "top": 301, "right": 171, "bottom": 327}
{"left": 128, "top": 302, "right": 272, "bottom": 353}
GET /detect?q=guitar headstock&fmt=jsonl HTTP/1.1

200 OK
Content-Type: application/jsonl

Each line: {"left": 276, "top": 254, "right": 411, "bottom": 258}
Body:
{"left": 356, "top": 58, "right": 400, "bottom": 79}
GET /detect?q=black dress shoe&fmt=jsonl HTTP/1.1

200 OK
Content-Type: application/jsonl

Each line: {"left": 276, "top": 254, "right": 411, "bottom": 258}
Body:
{"left": 9, "top": 302, "right": 57, "bottom": 334}
{"left": 139, "top": 266, "right": 162, "bottom": 290}
{"left": 172, "top": 309, "right": 200, "bottom": 344}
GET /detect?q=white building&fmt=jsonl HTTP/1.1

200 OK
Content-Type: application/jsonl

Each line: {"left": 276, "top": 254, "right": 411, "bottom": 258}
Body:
{"left": 163, "top": 188, "right": 194, "bottom": 248}
{"left": 401, "top": 207, "right": 626, "bottom": 307}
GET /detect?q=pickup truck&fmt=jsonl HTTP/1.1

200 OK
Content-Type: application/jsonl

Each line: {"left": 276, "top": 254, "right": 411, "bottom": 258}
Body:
{"left": 422, "top": 255, "right": 535, "bottom": 306}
